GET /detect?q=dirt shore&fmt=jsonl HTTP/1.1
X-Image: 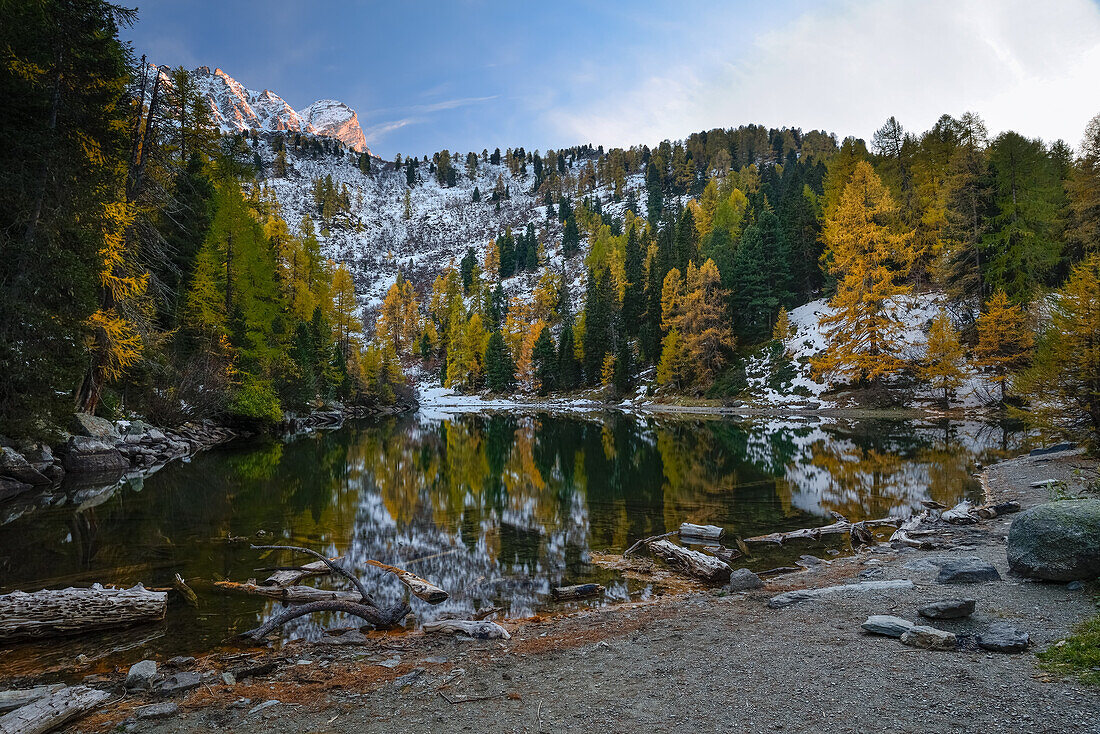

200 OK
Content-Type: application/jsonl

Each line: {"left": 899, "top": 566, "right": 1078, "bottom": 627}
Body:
{"left": 69, "top": 449, "right": 1100, "bottom": 733}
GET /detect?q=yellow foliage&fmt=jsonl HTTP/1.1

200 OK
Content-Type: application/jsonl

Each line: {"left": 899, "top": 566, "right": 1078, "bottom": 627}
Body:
{"left": 975, "top": 289, "right": 1032, "bottom": 402}
{"left": 920, "top": 309, "right": 967, "bottom": 405}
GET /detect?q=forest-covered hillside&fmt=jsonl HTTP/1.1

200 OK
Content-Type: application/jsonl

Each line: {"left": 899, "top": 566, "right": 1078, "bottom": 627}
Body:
{"left": 3, "top": 0, "right": 1100, "bottom": 446}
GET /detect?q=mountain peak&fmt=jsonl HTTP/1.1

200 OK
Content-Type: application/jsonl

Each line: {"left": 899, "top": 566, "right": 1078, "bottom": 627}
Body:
{"left": 188, "top": 66, "right": 369, "bottom": 153}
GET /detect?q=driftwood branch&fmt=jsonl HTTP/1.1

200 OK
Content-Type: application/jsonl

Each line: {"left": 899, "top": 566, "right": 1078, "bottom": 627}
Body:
{"left": 251, "top": 545, "right": 374, "bottom": 605}
{"left": 261, "top": 556, "right": 344, "bottom": 587}
{"left": 214, "top": 581, "right": 362, "bottom": 604}
{"left": 645, "top": 539, "right": 732, "bottom": 583}
{"left": 364, "top": 560, "right": 448, "bottom": 604}
{"left": 743, "top": 517, "right": 900, "bottom": 546}
{"left": 422, "top": 619, "right": 510, "bottom": 639}
{"left": 240, "top": 600, "right": 410, "bottom": 641}
{"left": 623, "top": 530, "right": 678, "bottom": 557}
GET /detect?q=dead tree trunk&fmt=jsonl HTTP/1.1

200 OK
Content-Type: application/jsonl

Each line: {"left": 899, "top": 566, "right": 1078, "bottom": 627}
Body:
{"left": 0, "top": 686, "right": 110, "bottom": 734}
{"left": 214, "top": 581, "right": 362, "bottom": 604}
{"left": 0, "top": 585, "right": 166, "bottom": 641}
{"left": 365, "top": 560, "right": 448, "bottom": 603}
{"left": 645, "top": 539, "right": 732, "bottom": 583}
{"left": 743, "top": 517, "right": 899, "bottom": 546}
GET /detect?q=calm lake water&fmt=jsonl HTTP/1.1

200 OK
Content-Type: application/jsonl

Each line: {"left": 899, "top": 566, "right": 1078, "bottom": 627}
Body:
{"left": 0, "top": 411, "right": 1027, "bottom": 676}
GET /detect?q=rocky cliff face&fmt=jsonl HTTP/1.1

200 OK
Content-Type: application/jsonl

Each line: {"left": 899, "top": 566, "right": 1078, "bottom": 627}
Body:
{"left": 188, "top": 66, "right": 369, "bottom": 152}
{"left": 300, "top": 99, "right": 368, "bottom": 152}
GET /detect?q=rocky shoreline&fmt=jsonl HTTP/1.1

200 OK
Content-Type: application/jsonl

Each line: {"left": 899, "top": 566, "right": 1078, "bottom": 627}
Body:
{"left": 2, "top": 445, "right": 1092, "bottom": 733}
{"left": 0, "top": 400, "right": 416, "bottom": 513}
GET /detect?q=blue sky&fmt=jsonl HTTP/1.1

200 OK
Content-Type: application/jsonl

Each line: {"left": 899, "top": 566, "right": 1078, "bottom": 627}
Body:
{"left": 125, "top": 0, "right": 1100, "bottom": 158}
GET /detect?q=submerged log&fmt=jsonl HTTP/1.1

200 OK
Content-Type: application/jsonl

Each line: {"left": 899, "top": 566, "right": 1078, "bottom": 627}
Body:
{"left": 422, "top": 619, "right": 511, "bottom": 639}
{"left": 365, "top": 560, "right": 448, "bottom": 604}
{"left": 261, "top": 557, "right": 343, "bottom": 587}
{"left": 0, "top": 686, "right": 110, "bottom": 734}
{"left": 240, "top": 599, "right": 410, "bottom": 641}
{"left": 214, "top": 581, "right": 362, "bottom": 604}
{"left": 551, "top": 583, "right": 604, "bottom": 601}
{"left": 743, "top": 517, "right": 900, "bottom": 546}
{"left": 645, "top": 539, "right": 732, "bottom": 583}
{"left": 0, "top": 584, "right": 166, "bottom": 642}
{"left": 679, "top": 523, "right": 724, "bottom": 541}
{"left": 706, "top": 545, "right": 743, "bottom": 565}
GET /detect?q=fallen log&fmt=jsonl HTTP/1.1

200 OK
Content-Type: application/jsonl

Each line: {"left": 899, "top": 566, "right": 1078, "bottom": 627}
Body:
{"left": 0, "top": 584, "right": 166, "bottom": 642}
{"left": 214, "top": 581, "right": 362, "bottom": 604}
{"left": 261, "top": 556, "right": 343, "bottom": 587}
{"left": 0, "top": 685, "right": 65, "bottom": 714}
{"left": 941, "top": 500, "right": 977, "bottom": 525}
{"left": 422, "top": 619, "right": 510, "bottom": 640}
{"left": 743, "top": 517, "right": 900, "bottom": 546}
{"left": 645, "top": 539, "right": 732, "bottom": 583}
{"left": 679, "top": 523, "right": 724, "bottom": 541}
{"left": 623, "top": 530, "right": 678, "bottom": 558}
{"left": 706, "top": 545, "right": 743, "bottom": 565}
{"left": 0, "top": 686, "right": 110, "bottom": 734}
{"left": 972, "top": 501, "right": 1021, "bottom": 519}
{"left": 551, "top": 583, "right": 604, "bottom": 601}
{"left": 364, "top": 560, "right": 448, "bottom": 604}
{"left": 173, "top": 574, "right": 198, "bottom": 607}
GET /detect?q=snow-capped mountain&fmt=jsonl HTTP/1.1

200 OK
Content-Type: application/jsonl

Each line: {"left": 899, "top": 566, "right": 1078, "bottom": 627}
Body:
{"left": 190, "top": 66, "right": 369, "bottom": 152}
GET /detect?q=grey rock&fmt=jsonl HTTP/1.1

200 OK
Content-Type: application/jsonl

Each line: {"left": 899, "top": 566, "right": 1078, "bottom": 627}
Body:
{"left": 165, "top": 656, "right": 196, "bottom": 668}
{"left": 727, "top": 568, "right": 764, "bottom": 591}
{"left": 0, "top": 477, "right": 32, "bottom": 503}
{"left": 156, "top": 671, "right": 201, "bottom": 696}
{"left": 221, "top": 672, "right": 236, "bottom": 685}
{"left": 977, "top": 622, "right": 1029, "bottom": 653}
{"left": 900, "top": 625, "right": 956, "bottom": 650}
{"left": 935, "top": 558, "right": 1001, "bottom": 584}
{"left": 134, "top": 702, "right": 179, "bottom": 720}
{"left": 395, "top": 669, "right": 425, "bottom": 687}
{"left": 120, "top": 420, "right": 153, "bottom": 436}
{"left": 767, "top": 579, "right": 913, "bottom": 609}
{"left": 0, "top": 447, "right": 50, "bottom": 485}
{"left": 1007, "top": 499, "right": 1100, "bottom": 581}
{"left": 61, "top": 436, "right": 128, "bottom": 474}
{"left": 861, "top": 615, "right": 915, "bottom": 638}
{"left": 70, "top": 413, "right": 119, "bottom": 439}
{"left": 125, "top": 659, "right": 158, "bottom": 689}
{"left": 1066, "top": 580, "right": 1083, "bottom": 591}
{"left": 919, "top": 598, "right": 976, "bottom": 620}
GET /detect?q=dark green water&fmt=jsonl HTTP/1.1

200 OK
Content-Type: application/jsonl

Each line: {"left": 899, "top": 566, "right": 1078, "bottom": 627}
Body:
{"left": 0, "top": 411, "right": 1025, "bottom": 676}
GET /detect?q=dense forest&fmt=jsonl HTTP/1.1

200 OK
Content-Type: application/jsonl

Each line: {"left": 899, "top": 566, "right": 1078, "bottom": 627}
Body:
{"left": 3, "top": 0, "right": 1100, "bottom": 444}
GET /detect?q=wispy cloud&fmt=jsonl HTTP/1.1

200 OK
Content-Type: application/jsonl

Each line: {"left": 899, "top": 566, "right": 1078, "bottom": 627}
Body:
{"left": 362, "top": 95, "right": 499, "bottom": 145}
{"left": 547, "top": 0, "right": 1100, "bottom": 149}
{"left": 362, "top": 118, "right": 421, "bottom": 144}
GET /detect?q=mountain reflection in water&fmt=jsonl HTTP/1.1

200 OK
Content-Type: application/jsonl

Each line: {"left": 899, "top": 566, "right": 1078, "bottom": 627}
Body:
{"left": 0, "top": 412, "right": 1026, "bottom": 663}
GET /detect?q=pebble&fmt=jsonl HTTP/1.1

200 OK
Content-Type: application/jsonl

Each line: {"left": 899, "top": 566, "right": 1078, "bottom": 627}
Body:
{"left": 247, "top": 699, "right": 280, "bottom": 716}
{"left": 156, "top": 671, "right": 202, "bottom": 697}
{"left": 727, "top": 568, "right": 764, "bottom": 591}
{"left": 125, "top": 660, "right": 157, "bottom": 690}
{"left": 134, "top": 702, "right": 179, "bottom": 720}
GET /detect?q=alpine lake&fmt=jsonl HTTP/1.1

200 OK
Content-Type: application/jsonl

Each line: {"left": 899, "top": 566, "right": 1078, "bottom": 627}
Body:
{"left": 0, "top": 409, "right": 1029, "bottom": 677}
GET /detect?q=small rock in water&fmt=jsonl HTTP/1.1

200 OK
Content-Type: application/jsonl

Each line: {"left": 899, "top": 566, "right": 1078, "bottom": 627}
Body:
{"left": 977, "top": 622, "right": 1029, "bottom": 653}
{"left": 900, "top": 625, "right": 956, "bottom": 650}
{"left": 727, "top": 568, "right": 764, "bottom": 591}
{"left": 936, "top": 558, "right": 1001, "bottom": 584}
{"left": 1066, "top": 581, "right": 1083, "bottom": 591}
{"left": 125, "top": 659, "right": 158, "bottom": 690}
{"left": 134, "top": 703, "right": 178, "bottom": 720}
{"left": 861, "top": 615, "right": 914, "bottom": 638}
{"left": 156, "top": 671, "right": 202, "bottom": 697}
{"left": 919, "top": 598, "right": 976, "bottom": 620}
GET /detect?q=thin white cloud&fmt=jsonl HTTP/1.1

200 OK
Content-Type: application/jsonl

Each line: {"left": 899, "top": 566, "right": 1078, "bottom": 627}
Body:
{"left": 363, "top": 118, "right": 420, "bottom": 144}
{"left": 549, "top": 0, "right": 1100, "bottom": 150}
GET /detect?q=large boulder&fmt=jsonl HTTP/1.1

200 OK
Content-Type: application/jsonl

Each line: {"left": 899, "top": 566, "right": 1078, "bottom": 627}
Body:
{"left": 70, "top": 413, "right": 119, "bottom": 440}
{"left": 0, "top": 447, "right": 50, "bottom": 485}
{"left": 60, "top": 436, "right": 129, "bottom": 475}
{"left": 1007, "top": 499, "right": 1100, "bottom": 581}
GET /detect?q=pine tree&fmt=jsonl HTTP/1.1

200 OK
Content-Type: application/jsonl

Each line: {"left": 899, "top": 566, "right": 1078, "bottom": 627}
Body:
{"left": 1016, "top": 253, "right": 1100, "bottom": 440}
{"left": 533, "top": 325, "right": 557, "bottom": 395}
{"left": 484, "top": 331, "right": 515, "bottom": 393}
{"left": 920, "top": 309, "right": 967, "bottom": 406}
{"left": 974, "top": 289, "right": 1032, "bottom": 403}
{"left": 646, "top": 161, "right": 663, "bottom": 222}
{"left": 1066, "top": 113, "right": 1100, "bottom": 262}
{"left": 562, "top": 217, "right": 580, "bottom": 257}
{"left": 730, "top": 209, "right": 791, "bottom": 340}
{"left": 814, "top": 161, "right": 917, "bottom": 386}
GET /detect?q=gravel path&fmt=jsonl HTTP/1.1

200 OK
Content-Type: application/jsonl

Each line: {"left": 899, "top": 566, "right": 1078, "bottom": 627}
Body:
{"left": 87, "top": 450, "right": 1100, "bottom": 733}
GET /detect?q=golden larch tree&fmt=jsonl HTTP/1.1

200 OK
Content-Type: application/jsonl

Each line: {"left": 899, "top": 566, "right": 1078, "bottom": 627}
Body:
{"left": 814, "top": 161, "right": 916, "bottom": 386}
{"left": 974, "top": 289, "right": 1032, "bottom": 403}
{"left": 920, "top": 309, "right": 967, "bottom": 406}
